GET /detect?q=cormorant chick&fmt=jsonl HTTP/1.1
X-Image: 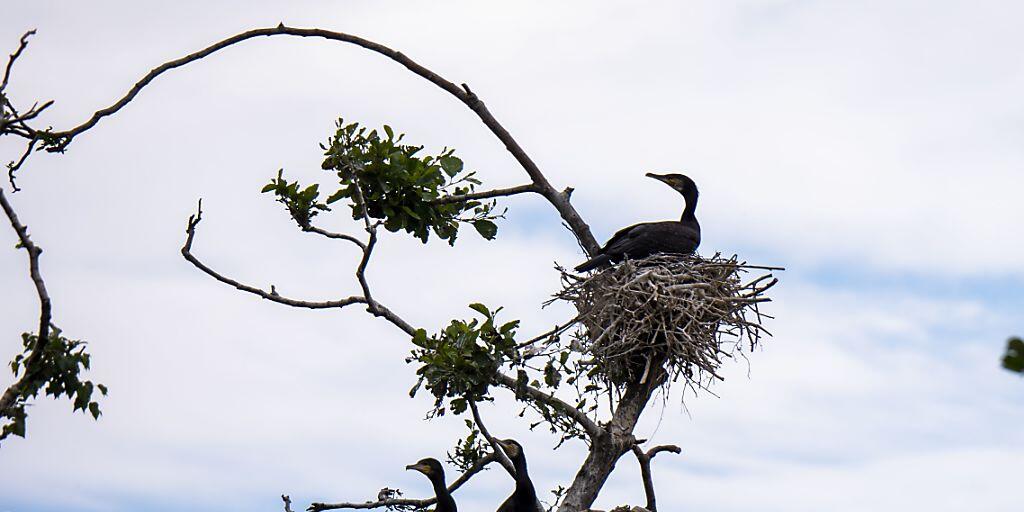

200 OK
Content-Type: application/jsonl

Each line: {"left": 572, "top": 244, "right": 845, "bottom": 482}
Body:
{"left": 495, "top": 438, "right": 538, "bottom": 512}
{"left": 575, "top": 173, "right": 701, "bottom": 272}
{"left": 406, "top": 457, "right": 457, "bottom": 512}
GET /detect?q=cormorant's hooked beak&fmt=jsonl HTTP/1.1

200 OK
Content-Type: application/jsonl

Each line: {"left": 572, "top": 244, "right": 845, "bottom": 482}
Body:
{"left": 646, "top": 172, "right": 672, "bottom": 184}
{"left": 495, "top": 439, "right": 521, "bottom": 458}
{"left": 406, "top": 463, "right": 430, "bottom": 474}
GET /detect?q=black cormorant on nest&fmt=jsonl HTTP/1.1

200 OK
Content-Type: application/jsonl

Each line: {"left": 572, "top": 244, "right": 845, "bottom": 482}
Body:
{"left": 406, "top": 458, "right": 457, "bottom": 512}
{"left": 495, "top": 439, "right": 539, "bottom": 512}
{"left": 575, "top": 173, "right": 701, "bottom": 272}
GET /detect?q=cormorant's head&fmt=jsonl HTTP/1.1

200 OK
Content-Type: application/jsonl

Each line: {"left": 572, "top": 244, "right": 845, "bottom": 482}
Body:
{"left": 495, "top": 438, "right": 524, "bottom": 459}
{"left": 646, "top": 173, "right": 697, "bottom": 196}
{"left": 406, "top": 457, "right": 445, "bottom": 478}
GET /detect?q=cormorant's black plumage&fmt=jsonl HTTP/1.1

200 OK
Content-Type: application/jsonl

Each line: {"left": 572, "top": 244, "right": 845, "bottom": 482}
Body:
{"left": 406, "top": 458, "right": 457, "bottom": 512}
{"left": 496, "top": 439, "right": 538, "bottom": 512}
{"left": 575, "top": 173, "right": 701, "bottom": 272}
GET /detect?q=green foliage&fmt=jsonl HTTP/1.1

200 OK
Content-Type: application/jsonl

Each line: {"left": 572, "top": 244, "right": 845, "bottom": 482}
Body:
{"left": 2, "top": 328, "right": 106, "bottom": 441}
{"left": 263, "top": 118, "right": 505, "bottom": 244}
{"left": 407, "top": 304, "right": 520, "bottom": 416}
{"left": 322, "top": 119, "right": 504, "bottom": 244}
{"left": 261, "top": 169, "right": 329, "bottom": 228}
{"left": 1003, "top": 337, "right": 1024, "bottom": 374}
{"left": 447, "top": 419, "right": 489, "bottom": 472}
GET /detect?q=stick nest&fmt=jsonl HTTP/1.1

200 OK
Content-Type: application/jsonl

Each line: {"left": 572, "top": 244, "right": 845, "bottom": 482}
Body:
{"left": 555, "top": 253, "right": 778, "bottom": 391}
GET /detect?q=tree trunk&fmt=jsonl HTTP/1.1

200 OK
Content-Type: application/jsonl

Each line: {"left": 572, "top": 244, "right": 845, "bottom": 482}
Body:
{"left": 558, "top": 364, "right": 666, "bottom": 512}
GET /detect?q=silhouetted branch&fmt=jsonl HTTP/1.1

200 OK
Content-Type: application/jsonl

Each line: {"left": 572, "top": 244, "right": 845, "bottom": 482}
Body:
{"left": 430, "top": 183, "right": 538, "bottom": 205}
{"left": 0, "top": 187, "right": 52, "bottom": 414}
{"left": 469, "top": 400, "right": 516, "bottom": 476}
{"left": 307, "top": 451, "right": 499, "bottom": 511}
{"left": 302, "top": 225, "right": 366, "bottom": 249}
{"left": 35, "top": 24, "right": 596, "bottom": 253}
{"left": 0, "top": 30, "right": 34, "bottom": 92}
{"left": 5, "top": 138, "right": 37, "bottom": 190}
{"left": 631, "top": 444, "right": 681, "bottom": 512}
{"left": 181, "top": 201, "right": 366, "bottom": 310}
{"left": 494, "top": 372, "right": 603, "bottom": 440}
{"left": 180, "top": 200, "right": 415, "bottom": 336}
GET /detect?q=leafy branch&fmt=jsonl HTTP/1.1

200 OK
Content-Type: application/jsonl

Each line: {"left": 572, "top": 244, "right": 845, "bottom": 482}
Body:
{"left": 0, "top": 186, "right": 105, "bottom": 442}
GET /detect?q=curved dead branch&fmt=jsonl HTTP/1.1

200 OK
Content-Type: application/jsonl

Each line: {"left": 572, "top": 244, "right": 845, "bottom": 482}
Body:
{"left": 39, "top": 24, "right": 598, "bottom": 254}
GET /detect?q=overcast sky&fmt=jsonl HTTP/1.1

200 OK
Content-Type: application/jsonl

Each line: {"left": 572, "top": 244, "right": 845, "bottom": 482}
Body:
{"left": 2, "top": 1, "right": 1022, "bottom": 511}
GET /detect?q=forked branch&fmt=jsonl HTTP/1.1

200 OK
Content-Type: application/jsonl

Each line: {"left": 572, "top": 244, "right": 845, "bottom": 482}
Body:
{"left": 631, "top": 444, "right": 682, "bottom": 512}
{"left": 180, "top": 200, "right": 413, "bottom": 335}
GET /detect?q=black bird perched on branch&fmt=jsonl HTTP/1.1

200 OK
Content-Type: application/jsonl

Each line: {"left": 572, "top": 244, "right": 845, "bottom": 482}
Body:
{"left": 495, "top": 438, "right": 539, "bottom": 512}
{"left": 575, "top": 173, "right": 701, "bottom": 272}
{"left": 406, "top": 458, "right": 457, "bottom": 512}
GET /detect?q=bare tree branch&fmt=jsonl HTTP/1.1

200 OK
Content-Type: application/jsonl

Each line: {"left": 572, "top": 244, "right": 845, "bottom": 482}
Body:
{"left": 180, "top": 199, "right": 416, "bottom": 336}
{"left": 308, "top": 452, "right": 499, "bottom": 511}
{"left": 6, "top": 138, "right": 37, "bottom": 191}
{"left": 469, "top": 400, "right": 516, "bottom": 476}
{"left": 0, "top": 186, "right": 52, "bottom": 414}
{"left": 38, "top": 24, "right": 597, "bottom": 253}
{"left": 494, "top": 372, "right": 603, "bottom": 440}
{"left": 0, "top": 30, "right": 35, "bottom": 93}
{"left": 631, "top": 444, "right": 681, "bottom": 512}
{"left": 430, "top": 183, "right": 538, "bottom": 205}
{"left": 282, "top": 495, "right": 295, "bottom": 512}
{"left": 181, "top": 201, "right": 367, "bottom": 310}
{"left": 302, "top": 225, "right": 366, "bottom": 250}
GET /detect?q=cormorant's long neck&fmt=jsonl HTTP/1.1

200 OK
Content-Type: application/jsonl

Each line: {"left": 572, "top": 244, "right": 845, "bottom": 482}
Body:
{"left": 513, "top": 457, "right": 536, "bottom": 497}
{"left": 430, "top": 475, "right": 456, "bottom": 511}
{"left": 680, "top": 190, "right": 699, "bottom": 225}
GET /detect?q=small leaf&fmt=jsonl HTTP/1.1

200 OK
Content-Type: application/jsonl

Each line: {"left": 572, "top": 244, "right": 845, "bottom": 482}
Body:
{"left": 439, "top": 156, "right": 463, "bottom": 177}
{"left": 468, "top": 303, "right": 490, "bottom": 317}
{"left": 472, "top": 220, "right": 498, "bottom": 240}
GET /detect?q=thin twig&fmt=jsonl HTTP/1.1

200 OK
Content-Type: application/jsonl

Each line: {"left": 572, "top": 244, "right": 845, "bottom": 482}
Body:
{"left": 469, "top": 400, "right": 516, "bottom": 476}
{"left": 429, "top": 183, "right": 538, "bottom": 205}
{"left": 494, "top": 372, "right": 603, "bottom": 440}
{"left": 302, "top": 225, "right": 366, "bottom": 250}
{"left": 1, "top": 30, "right": 35, "bottom": 92}
{"left": 6, "top": 138, "right": 37, "bottom": 191}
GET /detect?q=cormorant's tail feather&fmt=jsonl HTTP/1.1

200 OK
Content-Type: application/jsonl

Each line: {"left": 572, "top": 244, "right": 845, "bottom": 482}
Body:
{"left": 574, "top": 254, "right": 611, "bottom": 272}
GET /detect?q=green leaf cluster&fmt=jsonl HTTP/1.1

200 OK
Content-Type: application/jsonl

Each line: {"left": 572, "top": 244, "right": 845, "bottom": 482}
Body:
{"left": 1003, "top": 337, "right": 1024, "bottom": 374}
{"left": 263, "top": 118, "right": 502, "bottom": 244}
{"left": 261, "top": 169, "right": 329, "bottom": 228}
{"left": 407, "top": 304, "right": 520, "bottom": 416}
{"left": 446, "top": 419, "right": 489, "bottom": 472}
{"left": 2, "top": 329, "right": 107, "bottom": 441}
